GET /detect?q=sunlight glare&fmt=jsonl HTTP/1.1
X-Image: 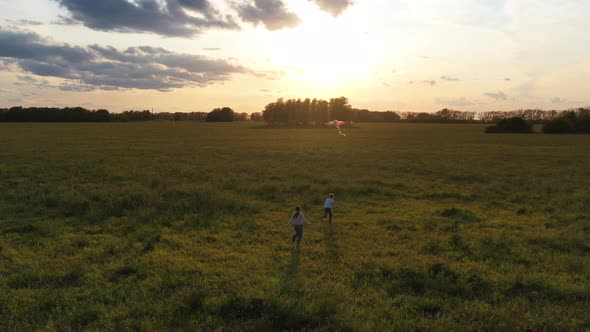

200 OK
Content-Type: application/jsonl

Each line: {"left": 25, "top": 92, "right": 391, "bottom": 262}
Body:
{"left": 268, "top": 3, "right": 380, "bottom": 90}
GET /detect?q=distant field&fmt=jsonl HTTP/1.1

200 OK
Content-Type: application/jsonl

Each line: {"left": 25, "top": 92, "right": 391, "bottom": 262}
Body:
{"left": 1, "top": 122, "right": 589, "bottom": 330}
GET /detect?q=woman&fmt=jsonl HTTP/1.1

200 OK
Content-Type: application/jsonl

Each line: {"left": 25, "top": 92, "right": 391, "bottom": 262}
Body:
{"left": 287, "top": 206, "right": 311, "bottom": 244}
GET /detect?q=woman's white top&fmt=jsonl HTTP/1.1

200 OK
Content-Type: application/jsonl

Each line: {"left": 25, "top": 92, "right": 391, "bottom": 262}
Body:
{"left": 289, "top": 212, "right": 309, "bottom": 225}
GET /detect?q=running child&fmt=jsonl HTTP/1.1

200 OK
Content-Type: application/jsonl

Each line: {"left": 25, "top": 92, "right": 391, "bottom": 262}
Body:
{"left": 287, "top": 206, "right": 310, "bottom": 244}
{"left": 322, "top": 193, "right": 335, "bottom": 223}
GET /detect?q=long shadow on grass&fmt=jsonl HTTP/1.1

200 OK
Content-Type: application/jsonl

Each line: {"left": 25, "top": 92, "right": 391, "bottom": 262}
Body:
{"left": 324, "top": 224, "right": 340, "bottom": 264}
{"left": 280, "top": 248, "right": 301, "bottom": 295}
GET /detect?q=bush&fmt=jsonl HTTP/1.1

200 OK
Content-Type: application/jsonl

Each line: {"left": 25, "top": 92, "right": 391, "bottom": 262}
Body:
{"left": 485, "top": 117, "right": 533, "bottom": 133}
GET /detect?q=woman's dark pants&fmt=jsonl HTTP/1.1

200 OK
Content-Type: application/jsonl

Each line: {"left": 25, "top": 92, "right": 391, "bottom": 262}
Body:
{"left": 293, "top": 225, "right": 303, "bottom": 243}
{"left": 323, "top": 208, "right": 333, "bottom": 223}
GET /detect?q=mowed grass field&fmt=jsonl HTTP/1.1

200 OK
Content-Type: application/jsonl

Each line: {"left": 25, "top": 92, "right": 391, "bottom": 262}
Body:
{"left": 1, "top": 122, "right": 589, "bottom": 331}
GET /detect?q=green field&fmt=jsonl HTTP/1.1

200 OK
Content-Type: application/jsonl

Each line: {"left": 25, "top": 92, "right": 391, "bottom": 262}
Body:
{"left": 1, "top": 122, "right": 589, "bottom": 330}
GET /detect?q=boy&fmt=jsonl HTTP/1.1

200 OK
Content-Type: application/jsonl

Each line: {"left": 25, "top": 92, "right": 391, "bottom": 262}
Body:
{"left": 322, "top": 193, "right": 335, "bottom": 223}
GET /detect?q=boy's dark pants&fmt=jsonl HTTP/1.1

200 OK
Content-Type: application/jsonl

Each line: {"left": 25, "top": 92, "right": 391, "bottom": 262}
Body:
{"left": 323, "top": 208, "right": 333, "bottom": 223}
{"left": 293, "top": 225, "right": 303, "bottom": 243}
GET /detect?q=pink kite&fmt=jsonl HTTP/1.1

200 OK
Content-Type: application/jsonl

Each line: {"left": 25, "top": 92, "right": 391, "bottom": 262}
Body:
{"left": 325, "top": 120, "right": 348, "bottom": 136}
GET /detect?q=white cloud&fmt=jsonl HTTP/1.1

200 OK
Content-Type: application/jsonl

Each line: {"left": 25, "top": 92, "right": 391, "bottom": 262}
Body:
{"left": 435, "top": 97, "right": 473, "bottom": 107}
{"left": 484, "top": 91, "right": 507, "bottom": 101}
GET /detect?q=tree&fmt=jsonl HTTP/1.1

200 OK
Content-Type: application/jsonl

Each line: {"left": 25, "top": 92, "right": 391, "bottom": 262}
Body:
{"left": 329, "top": 97, "right": 352, "bottom": 120}
{"left": 206, "top": 107, "right": 235, "bottom": 122}
{"left": 250, "top": 112, "right": 263, "bottom": 121}
{"left": 234, "top": 112, "right": 250, "bottom": 121}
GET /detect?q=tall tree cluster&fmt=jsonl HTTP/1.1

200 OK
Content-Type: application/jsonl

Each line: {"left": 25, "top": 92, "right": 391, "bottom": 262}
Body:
{"left": 543, "top": 109, "right": 590, "bottom": 133}
{"left": 261, "top": 97, "right": 476, "bottom": 125}
{"left": 262, "top": 97, "right": 351, "bottom": 126}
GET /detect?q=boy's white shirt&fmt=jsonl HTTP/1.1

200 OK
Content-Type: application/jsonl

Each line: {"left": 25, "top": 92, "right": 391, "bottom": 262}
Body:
{"left": 288, "top": 212, "right": 310, "bottom": 225}
{"left": 324, "top": 198, "right": 335, "bottom": 208}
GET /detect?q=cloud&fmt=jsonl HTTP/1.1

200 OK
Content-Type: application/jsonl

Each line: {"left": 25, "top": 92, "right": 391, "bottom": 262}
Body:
{"left": 405, "top": 1, "right": 508, "bottom": 29}
{"left": 0, "top": 27, "right": 251, "bottom": 91}
{"left": 55, "top": 0, "right": 239, "bottom": 37}
{"left": 7, "top": 19, "right": 44, "bottom": 26}
{"left": 504, "top": 77, "right": 512, "bottom": 81}
{"left": 236, "top": 0, "right": 300, "bottom": 30}
{"left": 21, "top": 91, "right": 42, "bottom": 97}
{"left": 52, "top": 15, "right": 80, "bottom": 26}
{"left": 408, "top": 80, "right": 437, "bottom": 86}
{"left": 435, "top": 97, "right": 474, "bottom": 107}
{"left": 550, "top": 97, "right": 567, "bottom": 104}
{"left": 484, "top": 91, "right": 508, "bottom": 101}
{"left": 440, "top": 75, "right": 459, "bottom": 81}
{"left": 203, "top": 47, "right": 222, "bottom": 51}
{"left": 250, "top": 68, "right": 286, "bottom": 80}
{"left": 308, "top": 0, "right": 354, "bottom": 16}
{"left": 14, "top": 75, "right": 52, "bottom": 89}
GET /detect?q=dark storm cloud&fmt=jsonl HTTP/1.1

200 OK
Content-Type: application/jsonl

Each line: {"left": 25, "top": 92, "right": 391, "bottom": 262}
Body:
{"left": 53, "top": 0, "right": 355, "bottom": 35}
{"left": 0, "top": 27, "right": 249, "bottom": 91}
{"left": 309, "top": 0, "right": 354, "bottom": 16}
{"left": 55, "top": 0, "right": 238, "bottom": 37}
{"left": 236, "top": 0, "right": 301, "bottom": 30}
{"left": 484, "top": 91, "right": 507, "bottom": 101}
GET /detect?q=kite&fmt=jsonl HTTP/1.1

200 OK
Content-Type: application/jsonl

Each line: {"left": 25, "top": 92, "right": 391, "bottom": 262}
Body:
{"left": 325, "top": 120, "right": 348, "bottom": 136}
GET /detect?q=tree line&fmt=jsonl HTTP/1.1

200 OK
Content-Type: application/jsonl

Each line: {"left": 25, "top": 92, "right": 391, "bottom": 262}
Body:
{"left": 257, "top": 97, "right": 590, "bottom": 126}
{"left": 0, "top": 107, "right": 249, "bottom": 122}
{"left": 543, "top": 109, "right": 590, "bottom": 133}
{"left": 484, "top": 109, "right": 590, "bottom": 134}
{"left": 2, "top": 103, "right": 589, "bottom": 126}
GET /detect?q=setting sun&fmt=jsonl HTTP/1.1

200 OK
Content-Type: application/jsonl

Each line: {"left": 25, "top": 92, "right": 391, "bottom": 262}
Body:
{"left": 267, "top": 9, "right": 380, "bottom": 89}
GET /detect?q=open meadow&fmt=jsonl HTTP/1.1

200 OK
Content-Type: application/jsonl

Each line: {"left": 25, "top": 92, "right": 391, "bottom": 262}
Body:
{"left": 1, "top": 122, "right": 589, "bottom": 331}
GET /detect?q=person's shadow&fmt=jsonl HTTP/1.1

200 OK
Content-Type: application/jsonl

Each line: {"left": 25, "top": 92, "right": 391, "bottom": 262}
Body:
{"left": 280, "top": 246, "right": 301, "bottom": 295}
{"left": 324, "top": 224, "right": 340, "bottom": 263}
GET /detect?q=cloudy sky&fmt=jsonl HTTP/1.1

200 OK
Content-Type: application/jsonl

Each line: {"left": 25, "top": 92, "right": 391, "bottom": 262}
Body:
{"left": 0, "top": 0, "right": 589, "bottom": 113}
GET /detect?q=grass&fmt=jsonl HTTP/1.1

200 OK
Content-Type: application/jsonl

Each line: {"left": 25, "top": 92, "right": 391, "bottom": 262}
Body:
{"left": 1, "top": 122, "right": 589, "bottom": 330}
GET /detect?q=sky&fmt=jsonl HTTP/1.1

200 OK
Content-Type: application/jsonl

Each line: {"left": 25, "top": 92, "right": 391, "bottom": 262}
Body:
{"left": 0, "top": 0, "right": 589, "bottom": 113}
